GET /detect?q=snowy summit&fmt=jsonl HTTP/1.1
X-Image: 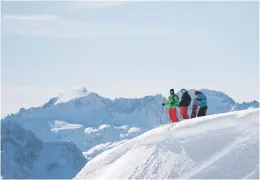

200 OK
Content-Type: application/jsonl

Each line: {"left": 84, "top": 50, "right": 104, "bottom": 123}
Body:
{"left": 55, "top": 87, "right": 89, "bottom": 104}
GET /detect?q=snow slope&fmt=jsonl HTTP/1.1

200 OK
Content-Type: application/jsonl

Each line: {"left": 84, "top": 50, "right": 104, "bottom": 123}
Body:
{"left": 1, "top": 121, "right": 86, "bottom": 179}
{"left": 75, "top": 109, "right": 259, "bottom": 179}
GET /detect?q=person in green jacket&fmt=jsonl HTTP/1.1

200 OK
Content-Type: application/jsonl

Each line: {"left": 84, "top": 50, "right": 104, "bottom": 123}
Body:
{"left": 162, "top": 89, "right": 179, "bottom": 123}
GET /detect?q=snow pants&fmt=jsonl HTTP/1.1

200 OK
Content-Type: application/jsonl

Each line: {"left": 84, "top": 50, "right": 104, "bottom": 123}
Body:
{"left": 191, "top": 104, "right": 198, "bottom": 118}
{"left": 180, "top": 106, "right": 189, "bottom": 119}
{"left": 168, "top": 108, "right": 179, "bottom": 123}
{"left": 198, "top": 106, "right": 208, "bottom": 117}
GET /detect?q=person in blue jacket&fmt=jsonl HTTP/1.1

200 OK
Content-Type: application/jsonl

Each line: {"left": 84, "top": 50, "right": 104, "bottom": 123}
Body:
{"left": 195, "top": 90, "right": 208, "bottom": 117}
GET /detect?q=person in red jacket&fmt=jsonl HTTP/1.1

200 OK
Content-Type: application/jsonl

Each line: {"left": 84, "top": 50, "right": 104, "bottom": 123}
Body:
{"left": 179, "top": 89, "right": 191, "bottom": 119}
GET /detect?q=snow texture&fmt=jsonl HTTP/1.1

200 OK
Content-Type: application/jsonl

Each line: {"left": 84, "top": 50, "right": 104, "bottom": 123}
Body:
{"left": 75, "top": 109, "right": 259, "bottom": 179}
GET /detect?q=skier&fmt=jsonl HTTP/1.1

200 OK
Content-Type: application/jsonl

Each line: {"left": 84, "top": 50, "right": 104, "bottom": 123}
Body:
{"left": 195, "top": 90, "right": 208, "bottom": 117}
{"left": 191, "top": 98, "right": 199, "bottom": 118}
{"left": 179, "top": 89, "right": 191, "bottom": 119}
{"left": 162, "top": 89, "right": 179, "bottom": 123}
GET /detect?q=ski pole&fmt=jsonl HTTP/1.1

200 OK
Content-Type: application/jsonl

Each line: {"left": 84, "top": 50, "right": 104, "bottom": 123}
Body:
{"left": 159, "top": 105, "right": 163, "bottom": 125}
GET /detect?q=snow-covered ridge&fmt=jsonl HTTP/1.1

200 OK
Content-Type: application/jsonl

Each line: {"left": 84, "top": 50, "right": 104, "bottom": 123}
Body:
{"left": 55, "top": 87, "right": 89, "bottom": 104}
{"left": 234, "top": 100, "right": 259, "bottom": 111}
{"left": 42, "top": 87, "right": 90, "bottom": 108}
{"left": 75, "top": 109, "right": 259, "bottom": 179}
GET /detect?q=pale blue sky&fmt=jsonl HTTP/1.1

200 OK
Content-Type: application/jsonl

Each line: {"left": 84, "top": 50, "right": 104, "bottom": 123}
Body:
{"left": 1, "top": 1, "right": 259, "bottom": 116}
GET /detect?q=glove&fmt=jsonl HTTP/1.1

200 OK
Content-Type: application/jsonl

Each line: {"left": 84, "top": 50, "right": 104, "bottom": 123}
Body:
{"left": 162, "top": 103, "right": 165, "bottom": 106}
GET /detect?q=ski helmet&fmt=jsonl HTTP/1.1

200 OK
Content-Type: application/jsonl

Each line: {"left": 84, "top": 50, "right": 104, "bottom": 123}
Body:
{"left": 181, "top": 89, "right": 186, "bottom": 93}
{"left": 170, "top": 89, "right": 174, "bottom": 94}
{"left": 195, "top": 90, "right": 199, "bottom": 95}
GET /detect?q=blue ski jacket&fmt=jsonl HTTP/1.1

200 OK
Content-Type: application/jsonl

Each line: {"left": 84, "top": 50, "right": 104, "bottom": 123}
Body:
{"left": 196, "top": 92, "right": 207, "bottom": 107}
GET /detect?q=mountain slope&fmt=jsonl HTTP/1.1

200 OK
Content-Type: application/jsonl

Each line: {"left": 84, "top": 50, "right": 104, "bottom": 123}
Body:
{"left": 2, "top": 88, "right": 258, "bottom": 179}
{"left": 75, "top": 109, "right": 259, "bottom": 179}
{"left": 234, "top": 100, "right": 259, "bottom": 111}
{"left": 6, "top": 88, "right": 258, "bottom": 127}
{"left": 2, "top": 88, "right": 258, "bottom": 156}
{"left": 1, "top": 121, "right": 86, "bottom": 179}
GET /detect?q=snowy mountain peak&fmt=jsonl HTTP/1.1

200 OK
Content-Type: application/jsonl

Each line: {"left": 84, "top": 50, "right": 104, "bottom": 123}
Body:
{"left": 40, "top": 87, "right": 90, "bottom": 108}
{"left": 55, "top": 87, "right": 89, "bottom": 104}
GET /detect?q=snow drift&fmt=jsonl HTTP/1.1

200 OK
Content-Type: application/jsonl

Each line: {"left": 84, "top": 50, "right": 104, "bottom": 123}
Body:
{"left": 75, "top": 109, "right": 259, "bottom": 179}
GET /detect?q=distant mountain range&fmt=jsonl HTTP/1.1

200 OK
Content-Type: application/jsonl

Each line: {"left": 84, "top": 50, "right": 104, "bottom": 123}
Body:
{"left": 1, "top": 87, "right": 258, "bottom": 179}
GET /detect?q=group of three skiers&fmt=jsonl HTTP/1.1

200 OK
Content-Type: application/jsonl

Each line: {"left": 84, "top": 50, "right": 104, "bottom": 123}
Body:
{"left": 162, "top": 89, "right": 208, "bottom": 123}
